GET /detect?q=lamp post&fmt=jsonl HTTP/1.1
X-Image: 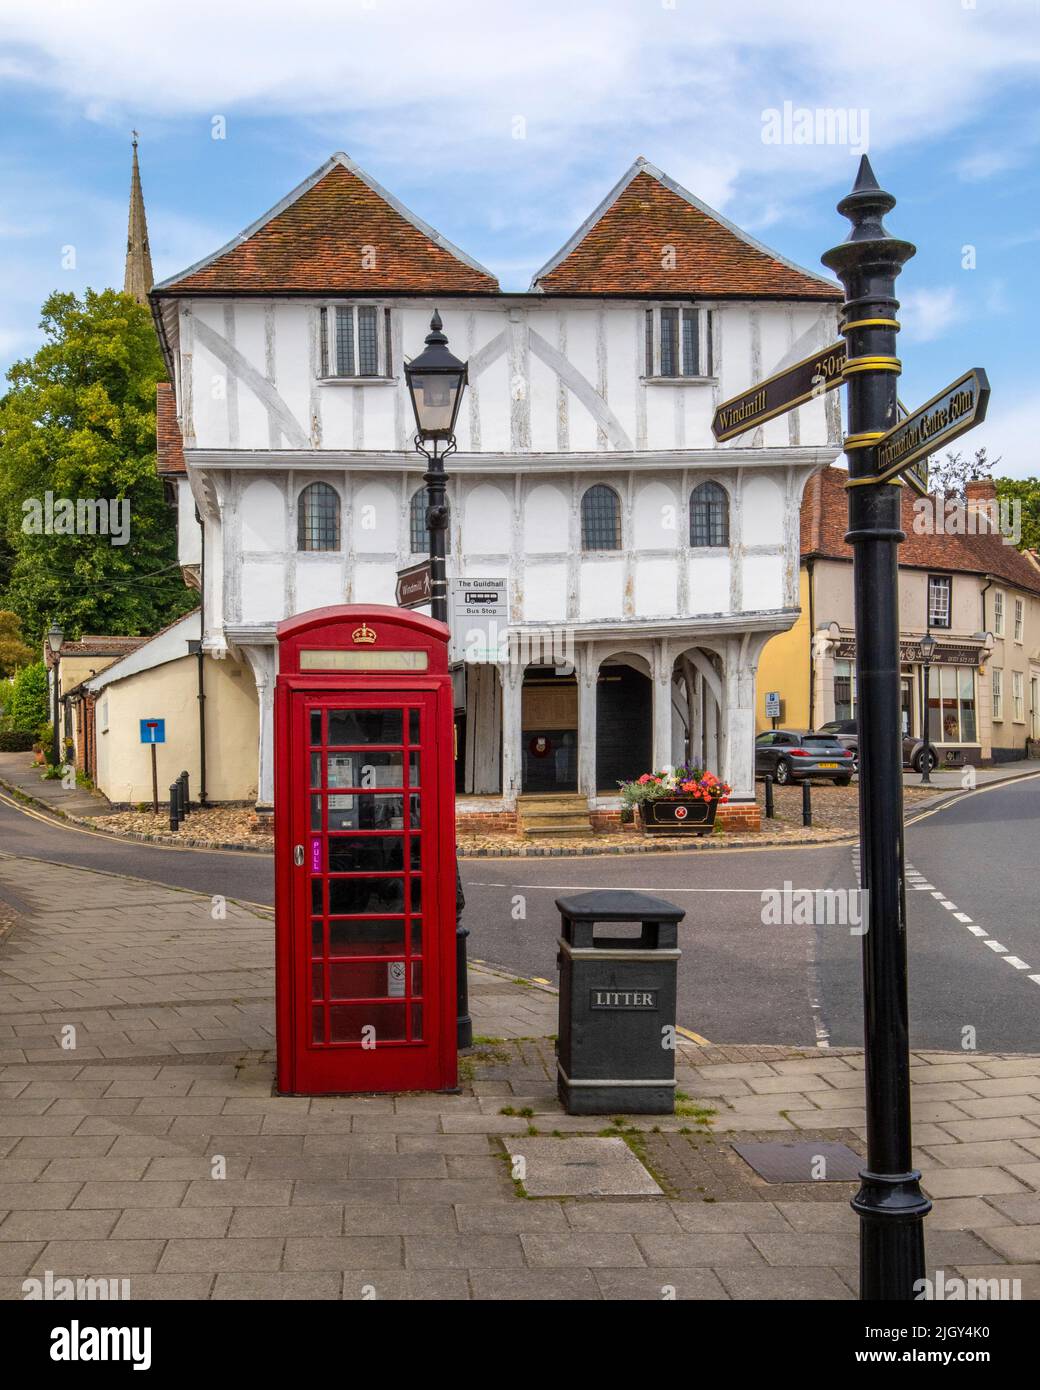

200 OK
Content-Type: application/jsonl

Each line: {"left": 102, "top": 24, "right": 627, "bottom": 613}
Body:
{"left": 919, "top": 630, "right": 937, "bottom": 785}
{"left": 822, "top": 158, "right": 931, "bottom": 1299}
{"left": 46, "top": 623, "right": 63, "bottom": 767}
{"left": 404, "top": 311, "right": 472, "bottom": 1050}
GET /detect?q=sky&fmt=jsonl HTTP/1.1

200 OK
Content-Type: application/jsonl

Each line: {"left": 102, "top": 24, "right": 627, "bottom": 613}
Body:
{"left": 0, "top": 0, "right": 1038, "bottom": 476}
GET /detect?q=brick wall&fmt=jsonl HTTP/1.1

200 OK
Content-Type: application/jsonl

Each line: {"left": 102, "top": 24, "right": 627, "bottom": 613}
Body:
{"left": 456, "top": 810, "right": 518, "bottom": 835}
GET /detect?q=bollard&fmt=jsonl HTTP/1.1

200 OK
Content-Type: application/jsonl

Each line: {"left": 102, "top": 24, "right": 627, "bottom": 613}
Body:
{"left": 169, "top": 782, "right": 182, "bottom": 831}
{"left": 179, "top": 770, "right": 191, "bottom": 817}
{"left": 764, "top": 774, "right": 775, "bottom": 820}
{"left": 802, "top": 779, "right": 812, "bottom": 827}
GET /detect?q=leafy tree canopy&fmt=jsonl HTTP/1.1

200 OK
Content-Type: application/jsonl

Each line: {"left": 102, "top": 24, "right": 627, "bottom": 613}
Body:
{"left": 0, "top": 609, "right": 33, "bottom": 677}
{"left": 8, "top": 659, "right": 49, "bottom": 733}
{"left": 994, "top": 476, "right": 1040, "bottom": 553}
{"left": 0, "top": 289, "right": 195, "bottom": 644}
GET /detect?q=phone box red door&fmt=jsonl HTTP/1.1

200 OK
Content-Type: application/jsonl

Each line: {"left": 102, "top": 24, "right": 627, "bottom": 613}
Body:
{"left": 274, "top": 605, "right": 457, "bottom": 1095}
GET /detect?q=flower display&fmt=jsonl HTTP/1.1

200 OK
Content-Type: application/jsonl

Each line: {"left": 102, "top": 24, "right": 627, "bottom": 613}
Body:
{"left": 617, "top": 764, "right": 732, "bottom": 808}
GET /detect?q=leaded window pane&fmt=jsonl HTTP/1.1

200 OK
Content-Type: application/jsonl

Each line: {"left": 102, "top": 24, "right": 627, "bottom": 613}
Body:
{"left": 335, "top": 307, "right": 355, "bottom": 376}
{"left": 681, "top": 308, "right": 698, "bottom": 375}
{"left": 581, "top": 485, "right": 621, "bottom": 551}
{"left": 409, "top": 489, "right": 450, "bottom": 554}
{"left": 358, "top": 305, "right": 378, "bottom": 376}
{"left": 689, "top": 481, "right": 729, "bottom": 547}
{"left": 298, "top": 482, "right": 341, "bottom": 552}
{"left": 645, "top": 309, "right": 654, "bottom": 376}
{"left": 660, "top": 307, "right": 679, "bottom": 377}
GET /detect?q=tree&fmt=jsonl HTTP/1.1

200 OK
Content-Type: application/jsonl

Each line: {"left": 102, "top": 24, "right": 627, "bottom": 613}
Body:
{"left": 928, "top": 446, "right": 997, "bottom": 500}
{"left": 994, "top": 476, "right": 1040, "bottom": 553}
{"left": 0, "top": 289, "right": 195, "bottom": 644}
{"left": 9, "top": 660, "right": 49, "bottom": 733}
{"left": 0, "top": 610, "right": 33, "bottom": 677}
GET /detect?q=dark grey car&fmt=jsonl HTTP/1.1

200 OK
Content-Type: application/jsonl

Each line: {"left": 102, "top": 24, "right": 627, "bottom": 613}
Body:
{"left": 815, "top": 718, "right": 939, "bottom": 774}
{"left": 755, "top": 730, "right": 856, "bottom": 785}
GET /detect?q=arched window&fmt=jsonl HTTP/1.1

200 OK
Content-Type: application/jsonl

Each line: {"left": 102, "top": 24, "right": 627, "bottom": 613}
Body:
{"left": 689, "top": 481, "right": 729, "bottom": 548}
{"left": 581, "top": 485, "right": 621, "bottom": 551}
{"left": 409, "top": 488, "right": 451, "bottom": 554}
{"left": 297, "top": 482, "right": 341, "bottom": 552}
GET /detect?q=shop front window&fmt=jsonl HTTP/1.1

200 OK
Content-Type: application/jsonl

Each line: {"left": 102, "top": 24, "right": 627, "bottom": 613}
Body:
{"left": 834, "top": 659, "right": 856, "bottom": 722}
{"left": 926, "top": 665, "right": 977, "bottom": 743}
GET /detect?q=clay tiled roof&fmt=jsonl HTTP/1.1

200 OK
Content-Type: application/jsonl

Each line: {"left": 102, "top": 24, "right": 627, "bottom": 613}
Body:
{"left": 156, "top": 382, "right": 185, "bottom": 476}
{"left": 802, "top": 466, "right": 1040, "bottom": 597}
{"left": 154, "top": 154, "right": 498, "bottom": 296}
{"left": 533, "top": 160, "right": 842, "bottom": 299}
{"left": 44, "top": 635, "right": 147, "bottom": 669}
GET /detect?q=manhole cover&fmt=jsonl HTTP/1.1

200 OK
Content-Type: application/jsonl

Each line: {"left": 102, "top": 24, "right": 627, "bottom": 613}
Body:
{"left": 732, "top": 1140, "right": 863, "bottom": 1183}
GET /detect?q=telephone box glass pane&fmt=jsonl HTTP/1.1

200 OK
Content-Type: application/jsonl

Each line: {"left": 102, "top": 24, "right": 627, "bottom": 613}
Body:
{"left": 409, "top": 710, "right": 420, "bottom": 743}
{"left": 328, "top": 836, "right": 408, "bottom": 873}
{"left": 329, "top": 919, "right": 406, "bottom": 957}
{"left": 328, "top": 876, "right": 407, "bottom": 916}
{"left": 310, "top": 711, "right": 322, "bottom": 745}
{"left": 325, "top": 793, "right": 418, "bottom": 831}
{"left": 329, "top": 961, "right": 403, "bottom": 999}
{"left": 328, "top": 710, "right": 403, "bottom": 745}
{"left": 312, "top": 1005, "right": 325, "bottom": 1043}
{"left": 410, "top": 1005, "right": 423, "bottom": 1040}
{"left": 310, "top": 752, "right": 322, "bottom": 788}
{"left": 311, "top": 920, "right": 324, "bottom": 953}
{"left": 328, "top": 751, "right": 405, "bottom": 787}
{"left": 311, "top": 879, "right": 323, "bottom": 914}
{"left": 329, "top": 1004, "right": 407, "bottom": 1042}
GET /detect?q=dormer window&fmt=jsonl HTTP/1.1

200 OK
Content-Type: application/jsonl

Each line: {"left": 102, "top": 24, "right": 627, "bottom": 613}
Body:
{"left": 644, "top": 305, "right": 714, "bottom": 379}
{"left": 319, "top": 304, "right": 393, "bottom": 379}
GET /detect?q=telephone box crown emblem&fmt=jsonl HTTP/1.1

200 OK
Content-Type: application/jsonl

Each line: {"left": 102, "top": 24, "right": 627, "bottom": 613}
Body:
{"left": 352, "top": 622, "right": 377, "bottom": 645}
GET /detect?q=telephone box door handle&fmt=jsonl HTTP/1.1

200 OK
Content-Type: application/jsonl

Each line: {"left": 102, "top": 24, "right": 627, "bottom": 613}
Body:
{"left": 293, "top": 845, "right": 304, "bottom": 866}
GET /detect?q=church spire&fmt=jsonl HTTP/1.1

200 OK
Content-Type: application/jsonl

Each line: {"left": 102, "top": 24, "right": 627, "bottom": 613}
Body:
{"left": 123, "top": 132, "right": 154, "bottom": 304}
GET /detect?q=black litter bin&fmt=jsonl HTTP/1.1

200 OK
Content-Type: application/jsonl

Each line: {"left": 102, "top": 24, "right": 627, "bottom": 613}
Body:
{"left": 555, "top": 889, "right": 684, "bottom": 1115}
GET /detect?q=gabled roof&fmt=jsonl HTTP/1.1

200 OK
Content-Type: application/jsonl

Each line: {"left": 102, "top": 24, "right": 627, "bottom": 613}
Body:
{"left": 532, "top": 158, "right": 842, "bottom": 300}
{"left": 152, "top": 153, "right": 498, "bottom": 296}
{"left": 156, "top": 382, "right": 185, "bottom": 475}
{"left": 84, "top": 610, "right": 201, "bottom": 693}
{"left": 802, "top": 466, "right": 1040, "bottom": 598}
{"left": 45, "top": 635, "right": 147, "bottom": 670}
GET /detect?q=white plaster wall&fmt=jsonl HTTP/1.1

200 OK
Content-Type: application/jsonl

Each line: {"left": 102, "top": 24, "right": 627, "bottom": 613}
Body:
{"left": 524, "top": 483, "right": 569, "bottom": 553}
{"left": 463, "top": 483, "right": 511, "bottom": 554}
{"left": 688, "top": 555, "right": 731, "bottom": 614}
{"left": 241, "top": 561, "right": 286, "bottom": 621}
{"left": 524, "top": 563, "right": 568, "bottom": 622}
{"left": 743, "top": 553, "right": 786, "bottom": 611}
{"left": 634, "top": 558, "right": 677, "bottom": 617}
{"left": 633, "top": 481, "right": 679, "bottom": 550}
{"left": 353, "top": 481, "right": 398, "bottom": 552}
{"left": 296, "top": 559, "right": 342, "bottom": 613}
{"left": 177, "top": 480, "right": 201, "bottom": 566}
{"left": 580, "top": 559, "right": 624, "bottom": 621}
{"left": 240, "top": 479, "right": 285, "bottom": 551}
{"left": 741, "top": 475, "right": 784, "bottom": 547}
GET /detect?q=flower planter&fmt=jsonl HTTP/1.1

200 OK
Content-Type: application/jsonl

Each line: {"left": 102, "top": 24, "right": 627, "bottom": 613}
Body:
{"left": 639, "top": 796, "right": 718, "bottom": 835}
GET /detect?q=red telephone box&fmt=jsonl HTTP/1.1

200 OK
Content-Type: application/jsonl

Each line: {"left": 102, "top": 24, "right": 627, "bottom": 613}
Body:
{"left": 274, "top": 605, "right": 457, "bottom": 1095}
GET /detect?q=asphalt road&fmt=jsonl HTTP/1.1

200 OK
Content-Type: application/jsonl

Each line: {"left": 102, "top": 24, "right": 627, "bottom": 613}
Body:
{"left": 1, "top": 773, "right": 1037, "bottom": 1051}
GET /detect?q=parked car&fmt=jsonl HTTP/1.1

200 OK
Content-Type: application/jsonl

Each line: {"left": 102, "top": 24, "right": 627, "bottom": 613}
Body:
{"left": 815, "top": 719, "right": 939, "bottom": 774}
{"left": 754, "top": 730, "right": 856, "bottom": 785}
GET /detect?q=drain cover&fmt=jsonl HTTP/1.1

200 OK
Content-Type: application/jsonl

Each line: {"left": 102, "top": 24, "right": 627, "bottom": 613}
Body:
{"left": 732, "top": 1140, "right": 863, "bottom": 1183}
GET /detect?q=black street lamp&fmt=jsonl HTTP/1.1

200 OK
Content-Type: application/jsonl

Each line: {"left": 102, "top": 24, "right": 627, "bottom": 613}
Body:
{"left": 404, "top": 311, "right": 472, "bottom": 1051}
{"left": 919, "top": 631, "right": 937, "bottom": 785}
{"left": 46, "top": 623, "right": 63, "bottom": 767}
{"left": 823, "top": 158, "right": 931, "bottom": 1299}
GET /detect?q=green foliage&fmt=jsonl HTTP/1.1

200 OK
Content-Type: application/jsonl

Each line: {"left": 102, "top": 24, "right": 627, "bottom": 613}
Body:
{"left": 928, "top": 446, "right": 995, "bottom": 500}
{"left": 0, "top": 729, "right": 36, "bottom": 751}
{"left": 0, "top": 288, "right": 195, "bottom": 644}
{"left": 995, "top": 476, "right": 1040, "bottom": 553}
{"left": 9, "top": 660, "right": 49, "bottom": 733}
{"left": 0, "top": 609, "right": 33, "bottom": 676}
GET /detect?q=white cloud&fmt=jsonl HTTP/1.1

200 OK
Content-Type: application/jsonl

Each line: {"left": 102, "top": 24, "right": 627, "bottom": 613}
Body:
{"left": 900, "top": 287, "right": 961, "bottom": 343}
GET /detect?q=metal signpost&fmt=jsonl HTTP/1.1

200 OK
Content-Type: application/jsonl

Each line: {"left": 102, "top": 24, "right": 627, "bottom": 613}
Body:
{"left": 711, "top": 340, "right": 846, "bottom": 441}
{"left": 139, "top": 718, "right": 166, "bottom": 815}
{"left": 710, "top": 156, "right": 991, "bottom": 1300}
{"left": 449, "top": 577, "right": 508, "bottom": 663}
{"left": 395, "top": 560, "right": 433, "bottom": 610}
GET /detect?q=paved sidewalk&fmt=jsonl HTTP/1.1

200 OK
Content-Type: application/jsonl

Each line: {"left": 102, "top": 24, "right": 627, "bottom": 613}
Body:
{"left": 0, "top": 752, "right": 118, "bottom": 820}
{"left": 1, "top": 852, "right": 1038, "bottom": 1300}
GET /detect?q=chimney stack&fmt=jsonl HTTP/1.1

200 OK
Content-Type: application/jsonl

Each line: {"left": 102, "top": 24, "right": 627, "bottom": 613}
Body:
{"left": 965, "top": 478, "right": 998, "bottom": 532}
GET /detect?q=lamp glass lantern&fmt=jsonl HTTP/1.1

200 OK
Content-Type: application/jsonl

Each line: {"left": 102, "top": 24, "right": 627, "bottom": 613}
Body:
{"left": 47, "top": 623, "right": 63, "bottom": 656}
{"left": 919, "top": 631, "right": 937, "bottom": 663}
{"left": 404, "top": 311, "right": 467, "bottom": 443}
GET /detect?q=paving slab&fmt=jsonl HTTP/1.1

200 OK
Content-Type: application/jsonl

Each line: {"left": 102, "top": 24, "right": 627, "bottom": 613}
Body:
{"left": 504, "top": 1136, "right": 662, "bottom": 1197}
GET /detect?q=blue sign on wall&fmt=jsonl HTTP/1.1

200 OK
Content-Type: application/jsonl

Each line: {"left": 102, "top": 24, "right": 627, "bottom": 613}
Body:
{"left": 140, "top": 719, "right": 166, "bottom": 744}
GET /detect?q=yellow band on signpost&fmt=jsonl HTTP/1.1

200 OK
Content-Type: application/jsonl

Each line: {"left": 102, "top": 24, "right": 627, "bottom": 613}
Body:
{"left": 840, "top": 318, "right": 900, "bottom": 332}
{"left": 842, "top": 355, "right": 902, "bottom": 376}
